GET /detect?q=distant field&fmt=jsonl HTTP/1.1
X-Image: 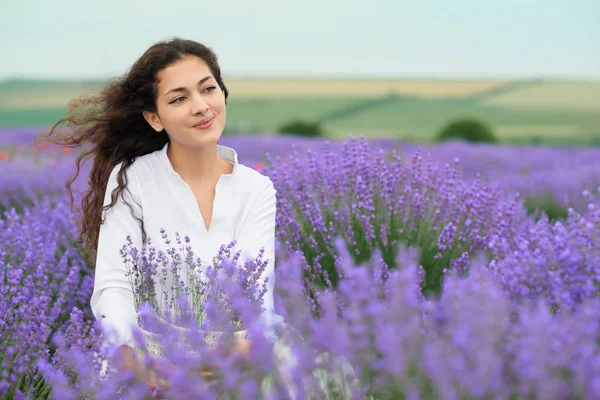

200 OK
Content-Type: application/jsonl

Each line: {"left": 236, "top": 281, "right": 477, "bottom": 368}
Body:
{"left": 480, "top": 81, "right": 600, "bottom": 111}
{"left": 0, "top": 81, "right": 105, "bottom": 110}
{"left": 1, "top": 78, "right": 599, "bottom": 146}
{"left": 0, "top": 78, "right": 509, "bottom": 110}
{"left": 318, "top": 95, "right": 599, "bottom": 142}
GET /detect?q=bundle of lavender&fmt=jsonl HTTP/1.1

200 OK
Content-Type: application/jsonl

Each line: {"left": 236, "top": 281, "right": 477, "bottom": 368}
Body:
{"left": 119, "top": 232, "right": 268, "bottom": 357}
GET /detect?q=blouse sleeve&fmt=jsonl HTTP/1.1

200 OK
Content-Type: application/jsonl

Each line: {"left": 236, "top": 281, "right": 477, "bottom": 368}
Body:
{"left": 90, "top": 163, "right": 144, "bottom": 351}
{"left": 235, "top": 176, "right": 286, "bottom": 341}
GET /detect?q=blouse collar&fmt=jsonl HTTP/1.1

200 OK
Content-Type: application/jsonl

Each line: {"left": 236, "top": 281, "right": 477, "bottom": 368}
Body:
{"left": 158, "top": 141, "right": 239, "bottom": 178}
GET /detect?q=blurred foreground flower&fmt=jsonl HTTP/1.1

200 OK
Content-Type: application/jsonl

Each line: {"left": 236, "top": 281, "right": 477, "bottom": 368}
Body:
{"left": 38, "top": 237, "right": 600, "bottom": 399}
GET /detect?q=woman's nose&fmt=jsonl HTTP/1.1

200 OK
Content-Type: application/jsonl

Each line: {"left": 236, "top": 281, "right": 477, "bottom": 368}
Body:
{"left": 191, "top": 93, "right": 209, "bottom": 114}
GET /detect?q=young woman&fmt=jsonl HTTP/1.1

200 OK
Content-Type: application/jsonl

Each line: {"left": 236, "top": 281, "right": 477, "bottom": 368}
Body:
{"left": 42, "top": 37, "right": 285, "bottom": 390}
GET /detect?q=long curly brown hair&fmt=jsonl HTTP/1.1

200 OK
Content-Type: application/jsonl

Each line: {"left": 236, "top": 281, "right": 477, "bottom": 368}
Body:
{"left": 37, "top": 37, "right": 229, "bottom": 258}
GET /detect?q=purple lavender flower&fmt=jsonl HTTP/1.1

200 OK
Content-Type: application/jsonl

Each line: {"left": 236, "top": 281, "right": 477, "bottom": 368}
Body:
{"left": 0, "top": 132, "right": 599, "bottom": 398}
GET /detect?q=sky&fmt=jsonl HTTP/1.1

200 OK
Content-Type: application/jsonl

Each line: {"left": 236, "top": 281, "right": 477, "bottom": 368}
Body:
{"left": 0, "top": 0, "right": 598, "bottom": 80}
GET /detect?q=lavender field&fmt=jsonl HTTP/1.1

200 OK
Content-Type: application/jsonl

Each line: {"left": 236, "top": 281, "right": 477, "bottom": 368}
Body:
{"left": 1, "top": 128, "right": 600, "bottom": 399}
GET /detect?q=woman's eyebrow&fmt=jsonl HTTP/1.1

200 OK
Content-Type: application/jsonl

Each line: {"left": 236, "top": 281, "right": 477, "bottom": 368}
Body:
{"left": 164, "top": 76, "right": 214, "bottom": 97}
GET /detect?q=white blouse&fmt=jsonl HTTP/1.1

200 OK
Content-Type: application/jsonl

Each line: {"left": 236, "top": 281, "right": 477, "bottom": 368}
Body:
{"left": 90, "top": 141, "right": 284, "bottom": 350}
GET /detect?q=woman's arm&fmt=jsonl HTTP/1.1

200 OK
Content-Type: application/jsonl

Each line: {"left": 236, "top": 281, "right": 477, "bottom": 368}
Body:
{"left": 235, "top": 176, "right": 286, "bottom": 341}
{"left": 90, "top": 163, "right": 144, "bottom": 353}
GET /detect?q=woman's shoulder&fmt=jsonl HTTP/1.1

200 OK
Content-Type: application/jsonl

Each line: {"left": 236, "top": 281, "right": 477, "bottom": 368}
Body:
{"left": 235, "top": 163, "right": 275, "bottom": 191}
{"left": 234, "top": 165, "right": 277, "bottom": 212}
{"left": 122, "top": 148, "right": 165, "bottom": 179}
{"left": 104, "top": 150, "right": 163, "bottom": 193}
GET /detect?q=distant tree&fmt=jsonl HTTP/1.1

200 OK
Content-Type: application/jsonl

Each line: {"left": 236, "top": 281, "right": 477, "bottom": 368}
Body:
{"left": 587, "top": 132, "right": 600, "bottom": 147}
{"left": 436, "top": 118, "right": 498, "bottom": 144}
{"left": 531, "top": 136, "right": 543, "bottom": 145}
{"left": 277, "top": 119, "right": 323, "bottom": 137}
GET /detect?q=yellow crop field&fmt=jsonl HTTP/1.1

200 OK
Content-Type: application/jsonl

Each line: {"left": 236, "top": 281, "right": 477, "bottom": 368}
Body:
{"left": 222, "top": 78, "right": 509, "bottom": 98}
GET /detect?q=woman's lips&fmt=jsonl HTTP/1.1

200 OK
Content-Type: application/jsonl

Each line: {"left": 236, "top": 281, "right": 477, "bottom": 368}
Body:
{"left": 193, "top": 118, "right": 214, "bottom": 130}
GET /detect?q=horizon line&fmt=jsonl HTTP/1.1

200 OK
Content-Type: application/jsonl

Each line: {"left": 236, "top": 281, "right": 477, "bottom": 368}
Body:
{"left": 2, "top": 74, "right": 600, "bottom": 83}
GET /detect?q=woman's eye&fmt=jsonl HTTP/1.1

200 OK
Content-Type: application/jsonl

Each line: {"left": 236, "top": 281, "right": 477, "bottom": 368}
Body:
{"left": 170, "top": 87, "right": 215, "bottom": 104}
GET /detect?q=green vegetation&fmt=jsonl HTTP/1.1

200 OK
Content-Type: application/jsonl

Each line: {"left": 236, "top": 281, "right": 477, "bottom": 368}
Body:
{"left": 435, "top": 118, "right": 498, "bottom": 143}
{"left": 277, "top": 118, "right": 323, "bottom": 137}
{"left": 524, "top": 193, "right": 570, "bottom": 222}
{"left": 0, "top": 108, "right": 68, "bottom": 129}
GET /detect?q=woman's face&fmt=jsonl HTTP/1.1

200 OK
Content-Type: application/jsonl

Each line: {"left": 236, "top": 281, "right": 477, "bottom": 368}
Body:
{"left": 143, "top": 55, "right": 226, "bottom": 148}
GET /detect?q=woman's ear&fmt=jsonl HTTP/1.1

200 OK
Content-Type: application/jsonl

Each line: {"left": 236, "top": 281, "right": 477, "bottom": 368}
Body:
{"left": 142, "top": 110, "right": 164, "bottom": 132}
